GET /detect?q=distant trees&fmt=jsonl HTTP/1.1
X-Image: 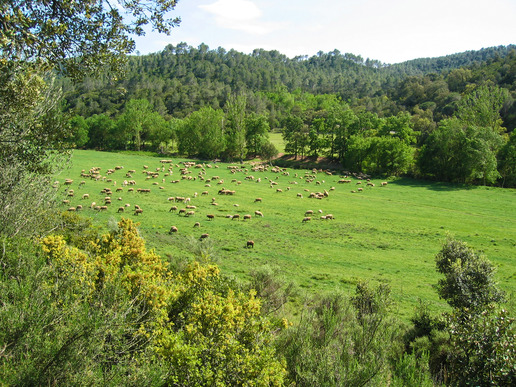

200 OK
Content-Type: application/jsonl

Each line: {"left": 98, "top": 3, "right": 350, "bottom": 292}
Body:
{"left": 418, "top": 86, "right": 508, "bottom": 184}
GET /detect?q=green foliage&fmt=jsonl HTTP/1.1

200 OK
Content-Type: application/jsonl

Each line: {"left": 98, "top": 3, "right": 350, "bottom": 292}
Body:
{"left": 446, "top": 306, "right": 516, "bottom": 385}
{"left": 435, "top": 237, "right": 505, "bottom": 311}
{"left": 498, "top": 130, "right": 516, "bottom": 187}
{"left": 418, "top": 117, "right": 504, "bottom": 184}
{"left": 1, "top": 0, "right": 180, "bottom": 80}
{"left": 156, "top": 261, "right": 287, "bottom": 386}
{"left": 278, "top": 285, "right": 403, "bottom": 386}
{"left": 68, "top": 115, "right": 89, "bottom": 148}
{"left": 178, "top": 106, "right": 226, "bottom": 159}
{"left": 1, "top": 217, "right": 287, "bottom": 385}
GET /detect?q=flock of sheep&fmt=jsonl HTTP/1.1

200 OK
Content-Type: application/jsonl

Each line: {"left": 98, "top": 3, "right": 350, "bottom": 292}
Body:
{"left": 57, "top": 159, "right": 389, "bottom": 248}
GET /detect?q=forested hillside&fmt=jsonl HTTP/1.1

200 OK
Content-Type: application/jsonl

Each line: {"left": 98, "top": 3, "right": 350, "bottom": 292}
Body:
{"left": 61, "top": 43, "right": 516, "bottom": 186}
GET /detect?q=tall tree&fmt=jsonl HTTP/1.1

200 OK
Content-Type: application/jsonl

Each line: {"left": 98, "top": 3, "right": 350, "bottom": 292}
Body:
{"left": 224, "top": 94, "right": 247, "bottom": 161}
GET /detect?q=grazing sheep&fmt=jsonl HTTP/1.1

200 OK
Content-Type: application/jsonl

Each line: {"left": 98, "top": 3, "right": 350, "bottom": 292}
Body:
{"left": 193, "top": 222, "right": 201, "bottom": 228}
{"left": 82, "top": 193, "right": 89, "bottom": 199}
{"left": 226, "top": 215, "right": 233, "bottom": 219}
{"left": 199, "top": 233, "right": 209, "bottom": 241}
{"left": 381, "top": 181, "right": 388, "bottom": 186}
{"left": 305, "top": 210, "right": 314, "bottom": 216}
{"left": 169, "top": 226, "right": 178, "bottom": 233}
{"left": 178, "top": 208, "right": 186, "bottom": 215}
{"left": 297, "top": 193, "right": 303, "bottom": 198}
{"left": 254, "top": 198, "right": 262, "bottom": 202}
{"left": 232, "top": 214, "right": 240, "bottom": 220}
{"left": 185, "top": 210, "right": 195, "bottom": 217}
{"left": 117, "top": 207, "right": 125, "bottom": 213}
{"left": 100, "top": 206, "right": 108, "bottom": 211}
{"left": 243, "top": 214, "right": 252, "bottom": 220}
{"left": 134, "top": 208, "right": 143, "bottom": 215}
{"left": 201, "top": 191, "right": 209, "bottom": 195}
{"left": 134, "top": 204, "right": 141, "bottom": 210}
{"left": 67, "top": 207, "right": 76, "bottom": 212}
{"left": 246, "top": 240, "right": 254, "bottom": 248}
{"left": 326, "top": 214, "right": 334, "bottom": 220}
{"left": 357, "top": 187, "right": 363, "bottom": 192}
{"left": 302, "top": 217, "right": 311, "bottom": 222}
{"left": 254, "top": 211, "right": 263, "bottom": 217}
{"left": 62, "top": 199, "right": 70, "bottom": 205}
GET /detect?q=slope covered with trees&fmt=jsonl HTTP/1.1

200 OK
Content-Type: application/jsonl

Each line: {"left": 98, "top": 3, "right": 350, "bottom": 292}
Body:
{"left": 61, "top": 43, "right": 516, "bottom": 186}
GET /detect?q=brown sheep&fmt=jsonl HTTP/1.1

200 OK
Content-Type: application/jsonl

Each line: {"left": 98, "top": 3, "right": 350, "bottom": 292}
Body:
{"left": 169, "top": 206, "right": 178, "bottom": 212}
{"left": 185, "top": 210, "right": 195, "bottom": 217}
{"left": 134, "top": 208, "right": 143, "bottom": 215}
{"left": 254, "top": 211, "right": 264, "bottom": 217}
{"left": 381, "top": 181, "right": 388, "bottom": 186}
{"left": 178, "top": 208, "right": 186, "bottom": 215}
{"left": 193, "top": 222, "right": 201, "bottom": 228}
{"left": 232, "top": 214, "right": 240, "bottom": 220}
{"left": 302, "top": 217, "right": 311, "bottom": 223}
{"left": 246, "top": 240, "right": 254, "bottom": 248}
{"left": 117, "top": 207, "right": 125, "bottom": 213}
{"left": 199, "top": 233, "right": 209, "bottom": 241}
{"left": 243, "top": 214, "right": 252, "bottom": 220}
{"left": 206, "top": 214, "right": 215, "bottom": 220}
{"left": 82, "top": 193, "right": 90, "bottom": 199}
{"left": 169, "top": 226, "right": 178, "bottom": 233}
{"left": 305, "top": 210, "right": 314, "bottom": 216}
{"left": 254, "top": 198, "right": 262, "bottom": 202}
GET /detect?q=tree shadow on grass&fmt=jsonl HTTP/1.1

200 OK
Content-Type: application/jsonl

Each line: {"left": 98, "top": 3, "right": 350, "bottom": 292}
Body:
{"left": 391, "top": 177, "right": 478, "bottom": 192}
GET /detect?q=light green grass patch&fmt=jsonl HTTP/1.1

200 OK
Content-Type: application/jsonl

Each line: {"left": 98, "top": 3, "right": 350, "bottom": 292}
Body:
{"left": 57, "top": 150, "right": 516, "bottom": 320}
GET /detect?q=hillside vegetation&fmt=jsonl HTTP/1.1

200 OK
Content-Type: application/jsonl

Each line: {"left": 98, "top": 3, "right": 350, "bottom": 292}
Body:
{"left": 2, "top": 1, "right": 515, "bottom": 384}
{"left": 62, "top": 44, "right": 516, "bottom": 187}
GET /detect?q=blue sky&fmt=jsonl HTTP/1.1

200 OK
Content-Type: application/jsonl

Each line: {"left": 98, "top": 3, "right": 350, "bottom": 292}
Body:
{"left": 132, "top": 0, "right": 516, "bottom": 64}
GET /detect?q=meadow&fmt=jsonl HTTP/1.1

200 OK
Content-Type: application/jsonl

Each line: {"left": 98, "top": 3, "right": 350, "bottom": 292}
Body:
{"left": 57, "top": 150, "right": 516, "bottom": 320}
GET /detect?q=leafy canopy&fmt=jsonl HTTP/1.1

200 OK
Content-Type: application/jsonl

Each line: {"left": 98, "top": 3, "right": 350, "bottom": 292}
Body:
{"left": 1, "top": 0, "right": 181, "bottom": 79}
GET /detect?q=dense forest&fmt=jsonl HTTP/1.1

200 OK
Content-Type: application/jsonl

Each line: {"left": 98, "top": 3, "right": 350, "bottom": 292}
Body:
{"left": 62, "top": 43, "right": 516, "bottom": 186}
{"left": 1, "top": 0, "right": 515, "bottom": 384}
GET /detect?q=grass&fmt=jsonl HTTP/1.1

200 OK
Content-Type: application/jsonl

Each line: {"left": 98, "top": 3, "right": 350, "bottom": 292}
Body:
{"left": 57, "top": 150, "right": 516, "bottom": 321}
{"left": 269, "top": 131, "right": 285, "bottom": 154}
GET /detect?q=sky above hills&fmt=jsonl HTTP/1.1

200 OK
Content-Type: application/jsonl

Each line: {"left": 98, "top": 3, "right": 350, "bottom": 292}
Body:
{"left": 133, "top": 0, "right": 516, "bottom": 64}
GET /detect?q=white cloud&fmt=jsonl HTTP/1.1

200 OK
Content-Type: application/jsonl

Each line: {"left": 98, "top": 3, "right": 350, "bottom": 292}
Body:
{"left": 199, "top": 0, "right": 284, "bottom": 35}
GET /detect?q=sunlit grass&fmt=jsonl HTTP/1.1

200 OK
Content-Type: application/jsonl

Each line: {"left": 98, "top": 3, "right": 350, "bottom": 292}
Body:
{"left": 58, "top": 150, "right": 516, "bottom": 320}
{"left": 269, "top": 131, "right": 285, "bottom": 153}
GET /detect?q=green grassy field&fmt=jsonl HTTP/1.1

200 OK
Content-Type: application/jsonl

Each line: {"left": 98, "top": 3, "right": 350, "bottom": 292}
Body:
{"left": 57, "top": 150, "right": 516, "bottom": 320}
{"left": 269, "top": 131, "right": 286, "bottom": 154}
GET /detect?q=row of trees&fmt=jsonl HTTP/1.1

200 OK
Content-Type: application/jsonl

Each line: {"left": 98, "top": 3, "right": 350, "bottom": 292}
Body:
{"left": 69, "top": 82, "right": 516, "bottom": 185}
{"left": 69, "top": 96, "right": 278, "bottom": 161}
